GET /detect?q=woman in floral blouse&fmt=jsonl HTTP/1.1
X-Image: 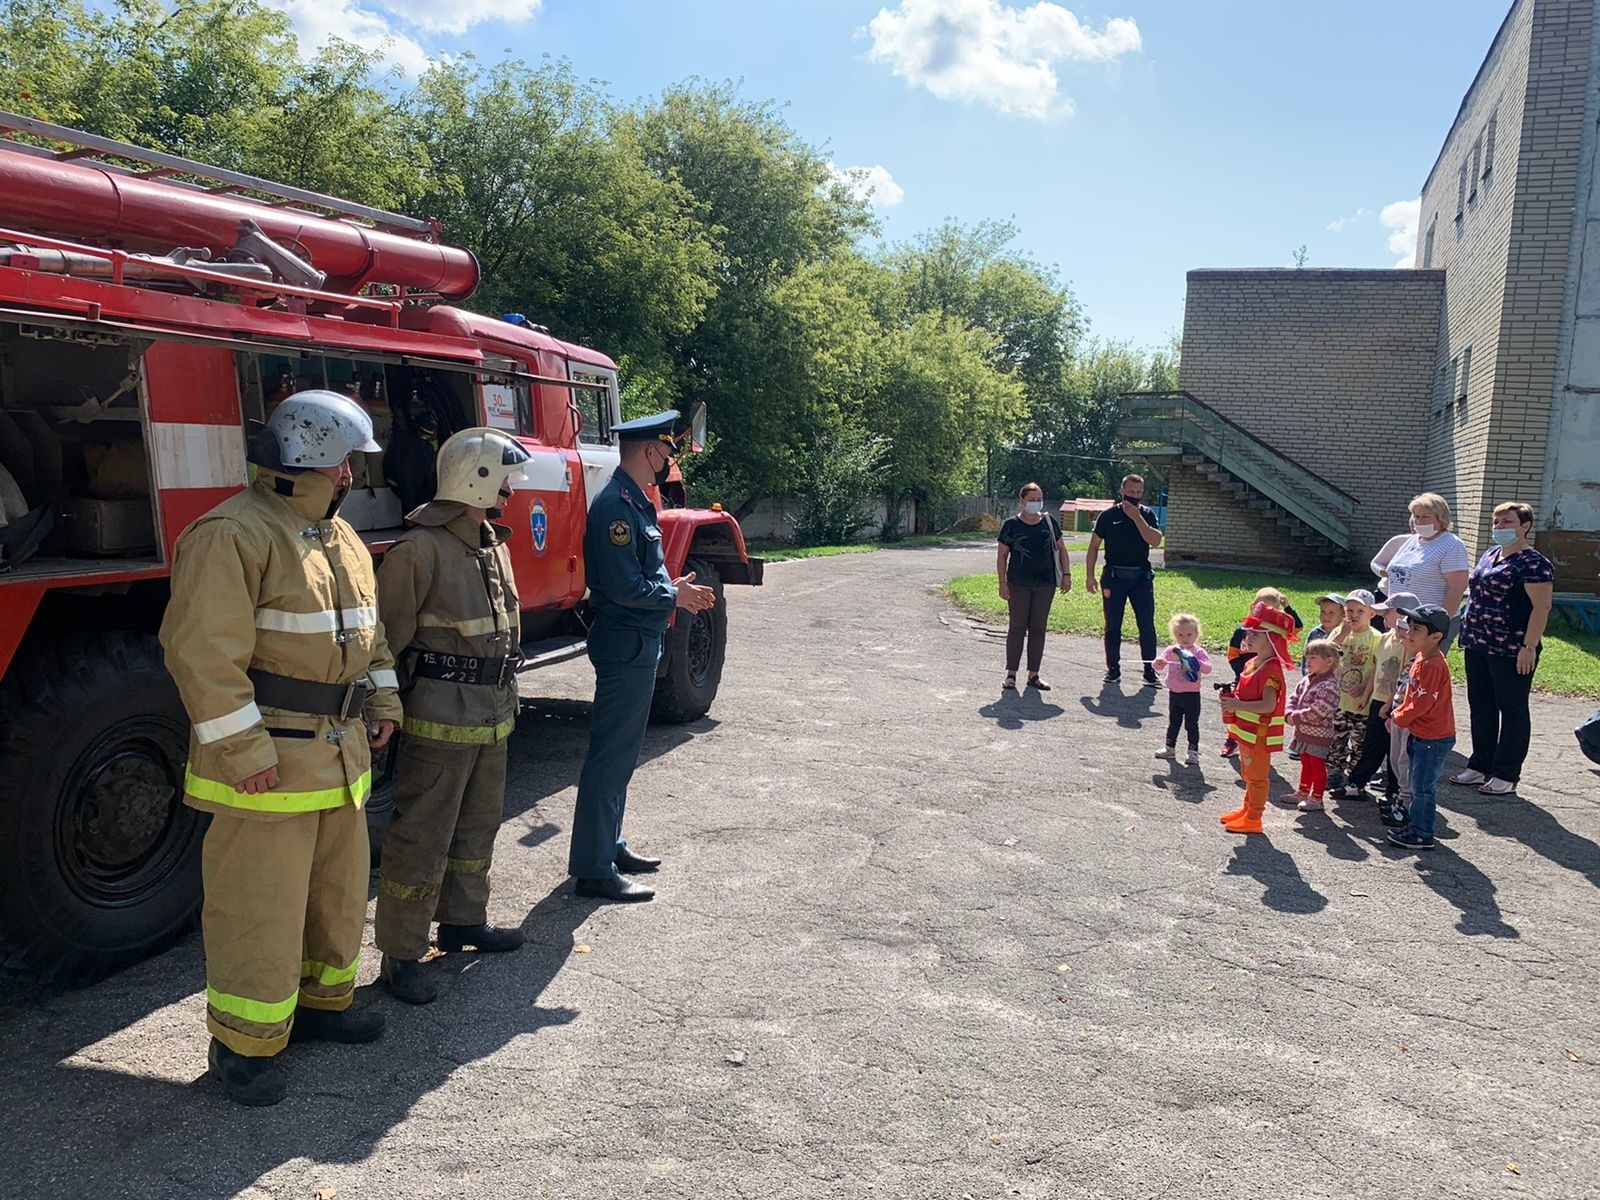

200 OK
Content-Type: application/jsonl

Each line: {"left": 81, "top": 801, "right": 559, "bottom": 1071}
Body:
{"left": 1451, "top": 502, "right": 1555, "bottom": 797}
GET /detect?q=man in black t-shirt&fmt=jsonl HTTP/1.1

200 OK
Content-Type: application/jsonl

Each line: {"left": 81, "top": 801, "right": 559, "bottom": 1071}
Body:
{"left": 1085, "top": 473, "right": 1163, "bottom": 684}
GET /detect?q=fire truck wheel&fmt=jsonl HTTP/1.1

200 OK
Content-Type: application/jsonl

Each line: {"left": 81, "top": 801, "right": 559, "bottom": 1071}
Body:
{"left": 365, "top": 739, "right": 398, "bottom": 869}
{"left": 0, "top": 633, "right": 205, "bottom": 985}
{"left": 651, "top": 556, "right": 726, "bottom": 724}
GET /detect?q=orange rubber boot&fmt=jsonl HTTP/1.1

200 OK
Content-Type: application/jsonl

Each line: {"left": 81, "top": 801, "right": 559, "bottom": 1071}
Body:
{"left": 1218, "top": 800, "right": 1249, "bottom": 824}
{"left": 1223, "top": 792, "right": 1267, "bottom": 834}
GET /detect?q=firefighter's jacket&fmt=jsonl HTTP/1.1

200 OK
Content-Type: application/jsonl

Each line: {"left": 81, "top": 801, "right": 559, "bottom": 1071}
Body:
{"left": 376, "top": 502, "right": 520, "bottom": 744}
{"left": 159, "top": 469, "right": 403, "bottom": 819}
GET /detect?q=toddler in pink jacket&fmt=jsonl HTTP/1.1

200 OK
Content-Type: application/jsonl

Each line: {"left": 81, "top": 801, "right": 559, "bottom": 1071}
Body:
{"left": 1155, "top": 613, "right": 1213, "bottom": 765}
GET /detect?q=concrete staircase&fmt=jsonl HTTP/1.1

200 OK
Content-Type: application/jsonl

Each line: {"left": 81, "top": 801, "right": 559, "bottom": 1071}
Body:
{"left": 1116, "top": 390, "right": 1355, "bottom": 565}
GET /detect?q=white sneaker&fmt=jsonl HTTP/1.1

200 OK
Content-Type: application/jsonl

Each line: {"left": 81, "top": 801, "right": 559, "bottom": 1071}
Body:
{"left": 1185, "top": 749, "right": 1201, "bottom": 766}
{"left": 1154, "top": 746, "right": 1176, "bottom": 760}
{"left": 1449, "top": 769, "right": 1487, "bottom": 786}
{"left": 1478, "top": 777, "right": 1516, "bottom": 796}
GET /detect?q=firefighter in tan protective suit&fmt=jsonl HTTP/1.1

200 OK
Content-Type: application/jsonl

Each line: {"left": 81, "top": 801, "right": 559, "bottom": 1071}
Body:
{"left": 159, "top": 390, "right": 403, "bottom": 1107}
{"left": 375, "top": 428, "right": 530, "bottom": 1004}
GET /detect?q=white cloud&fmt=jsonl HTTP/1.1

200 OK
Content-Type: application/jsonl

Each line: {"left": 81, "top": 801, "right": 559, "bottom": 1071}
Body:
{"left": 865, "top": 0, "right": 1142, "bottom": 120}
{"left": 1380, "top": 198, "right": 1420, "bottom": 267}
{"left": 1326, "top": 207, "right": 1369, "bottom": 234}
{"left": 829, "top": 163, "right": 906, "bottom": 209}
{"left": 262, "top": 0, "right": 541, "bottom": 75}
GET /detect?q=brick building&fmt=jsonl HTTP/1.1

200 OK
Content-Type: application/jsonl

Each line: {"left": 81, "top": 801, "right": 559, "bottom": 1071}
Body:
{"left": 1125, "top": 0, "right": 1600, "bottom": 590}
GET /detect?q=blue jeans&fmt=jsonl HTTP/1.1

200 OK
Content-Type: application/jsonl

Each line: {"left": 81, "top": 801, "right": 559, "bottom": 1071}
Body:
{"left": 1405, "top": 734, "right": 1455, "bottom": 839}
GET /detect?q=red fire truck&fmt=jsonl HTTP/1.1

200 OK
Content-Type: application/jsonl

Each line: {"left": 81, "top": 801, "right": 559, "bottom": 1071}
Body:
{"left": 0, "top": 113, "right": 763, "bottom": 984}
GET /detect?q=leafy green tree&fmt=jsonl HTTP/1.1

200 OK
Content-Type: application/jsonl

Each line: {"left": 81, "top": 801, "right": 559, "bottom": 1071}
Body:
{"left": 404, "top": 56, "right": 715, "bottom": 394}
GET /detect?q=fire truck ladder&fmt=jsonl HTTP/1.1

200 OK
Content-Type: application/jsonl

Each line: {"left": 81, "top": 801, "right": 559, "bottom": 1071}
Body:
{"left": 0, "top": 110, "right": 435, "bottom": 238}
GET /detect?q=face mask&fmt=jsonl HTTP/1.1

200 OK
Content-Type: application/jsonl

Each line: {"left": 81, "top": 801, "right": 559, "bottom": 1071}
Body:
{"left": 1023, "top": 500, "right": 1044, "bottom": 514}
{"left": 651, "top": 449, "right": 673, "bottom": 488}
{"left": 1121, "top": 494, "right": 1141, "bottom": 507}
{"left": 1413, "top": 522, "right": 1437, "bottom": 538}
{"left": 1491, "top": 528, "right": 1521, "bottom": 547}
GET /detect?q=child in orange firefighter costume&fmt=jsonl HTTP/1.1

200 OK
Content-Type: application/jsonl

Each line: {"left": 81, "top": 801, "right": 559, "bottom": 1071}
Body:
{"left": 1217, "top": 602, "right": 1296, "bottom": 834}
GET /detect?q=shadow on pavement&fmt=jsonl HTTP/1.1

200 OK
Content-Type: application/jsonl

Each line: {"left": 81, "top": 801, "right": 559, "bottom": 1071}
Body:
{"left": 1078, "top": 678, "right": 1158, "bottom": 728}
{"left": 979, "top": 689, "right": 1066, "bottom": 729}
{"left": 1396, "top": 842, "right": 1520, "bottom": 939}
{"left": 1291, "top": 812, "right": 1372, "bottom": 863}
{"left": 1438, "top": 784, "right": 1600, "bottom": 892}
{"left": 1223, "top": 837, "right": 1329, "bottom": 913}
{"left": 5, "top": 882, "right": 587, "bottom": 1197}
{"left": 1149, "top": 765, "right": 1216, "bottom": 804}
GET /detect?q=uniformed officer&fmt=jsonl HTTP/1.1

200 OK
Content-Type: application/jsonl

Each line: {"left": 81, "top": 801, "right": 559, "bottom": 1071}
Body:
{"left": 159, "top": 391, "right": 403, "bottom": 1107}
{"left": 569, "top": 411, "right": 715, "bottom": 902}
{"left": 374, "top": 428, "right": 530, "bottom": 1004}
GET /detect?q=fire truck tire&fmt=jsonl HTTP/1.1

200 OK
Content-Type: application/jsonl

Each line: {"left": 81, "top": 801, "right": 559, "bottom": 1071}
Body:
{"left": 0, "top": 633, "right": 205, "bottom": 986}
{"left": 365, "top": 740, "right": 397, "bottom": 868}
{"left": 651, "top": 556, "right": 726, "bottom": 724}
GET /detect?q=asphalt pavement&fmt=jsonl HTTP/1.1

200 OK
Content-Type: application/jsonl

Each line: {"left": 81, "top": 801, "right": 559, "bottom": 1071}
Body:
{"left": 2, "top": 541, "right": 1597, "bottom": 1199}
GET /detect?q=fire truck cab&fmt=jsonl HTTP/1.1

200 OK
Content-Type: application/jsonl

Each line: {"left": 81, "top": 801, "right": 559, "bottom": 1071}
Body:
{"left": 0, "top": 113, "right": 762, "bottom": 985}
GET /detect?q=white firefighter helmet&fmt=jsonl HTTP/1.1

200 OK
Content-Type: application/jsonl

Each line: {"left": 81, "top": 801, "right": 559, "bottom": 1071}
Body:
{"left": 264, "top": 389, "right": 381, "bottom": 469}
{"left": 435, "top": 427, "right": 532, "bottom": 508}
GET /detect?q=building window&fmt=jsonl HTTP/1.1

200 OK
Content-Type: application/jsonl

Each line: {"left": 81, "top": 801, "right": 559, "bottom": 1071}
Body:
{"left": 1458, "top": 345, "right": 1471, "bottom": 404}
{"left": 1423, "top": 215, "right": 1437, "bottom": 268}
{"left": 1469, "top": 136, "right": 1482, "bottom": 203}
{"left": 1436, "top": 359, "right": 1455, "bottom": 415}
{"left": 1483, "top": 111, "right": 1497, "bottom": 180}
{"left": 1456, "top": 165, "right": 1467, "bottom": 231}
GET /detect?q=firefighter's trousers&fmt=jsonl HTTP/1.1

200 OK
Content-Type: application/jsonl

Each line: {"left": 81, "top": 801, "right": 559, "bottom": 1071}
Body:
{"left": 375, "top": 735, "right": 508, "bottom": 961}
{"left": 202, "top": 804, "right": 368, "bottom": 1058}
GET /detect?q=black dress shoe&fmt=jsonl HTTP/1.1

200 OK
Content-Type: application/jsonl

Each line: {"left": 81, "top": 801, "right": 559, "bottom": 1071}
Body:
{"left": 289, "top": 1005, "right": 386, "bottom": 1044}
{"left": 209, "top": 1038, "right": 288, "bottom": 1107}
{"left": 380, "top": 955, "right": 439, "bottom": 1006}
{"left": 437, "top": 922, "right": 525, "bottom": 953}
{"left": 614, "top": 847, "right": 661, "bottom": 874}
{"left": 574, "top": 873, "right": 655, "bottom": 902}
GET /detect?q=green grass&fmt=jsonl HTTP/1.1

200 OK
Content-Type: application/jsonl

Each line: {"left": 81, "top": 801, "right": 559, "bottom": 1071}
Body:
{"left": 754, "top": 531, "right": 1088, "bottom": 562}
{"left": 944, "top": 565, "right": 1600, "bottom": 698}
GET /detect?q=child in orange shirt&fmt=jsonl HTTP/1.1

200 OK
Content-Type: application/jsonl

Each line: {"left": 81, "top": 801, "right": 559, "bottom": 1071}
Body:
{"left": 1217, "top": 602, "right": 1296, "bottom": 834}
{"left": 1385, "top": 604, "right": 1457, "bottom": 852}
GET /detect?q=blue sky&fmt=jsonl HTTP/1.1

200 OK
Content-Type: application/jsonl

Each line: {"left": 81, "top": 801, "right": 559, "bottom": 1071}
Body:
{"left": 266, "top": 0, "right": 1516, "bottom": 348}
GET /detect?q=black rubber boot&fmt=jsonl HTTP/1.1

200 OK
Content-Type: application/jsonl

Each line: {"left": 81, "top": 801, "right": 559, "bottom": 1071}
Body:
{"left": 208, "top": 1038, "right": 288, "bottom": 1107}
{"left": 380, "top": 955, "right": 439, "bottom": 1005}
{"left": 289, "top": 1005, "right": 386, "bottom": 1044}
{"left": 437, "top": 922, "right": 525, "bottom": 953}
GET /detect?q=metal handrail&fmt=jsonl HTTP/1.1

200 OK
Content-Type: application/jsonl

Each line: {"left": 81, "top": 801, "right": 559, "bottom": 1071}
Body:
{"left": 0, "top": 226, "right": 405, "bottom": 324}
{"left": 1121, "top": 390, "right": 1357, "bottom": 507}
{"left": 1117, "top": 389, "right": 1355, "bottom": 547}
{"left": 0, "top": 110, "right": 434, "bottom": 237}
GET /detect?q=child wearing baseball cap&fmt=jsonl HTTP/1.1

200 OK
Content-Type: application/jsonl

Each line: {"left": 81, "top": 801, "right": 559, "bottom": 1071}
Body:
{"left": 1385, "top": 604, "right": 1457, "bottom": 851}
{"left": 1217, "top": 602, "right": 1295, "bottom": 834}
{"left": 1339, "top": 592, "right": 1419, "bottom": 802}
{"left": 1327, "top": 588, "right": 1381, "bottom": 789}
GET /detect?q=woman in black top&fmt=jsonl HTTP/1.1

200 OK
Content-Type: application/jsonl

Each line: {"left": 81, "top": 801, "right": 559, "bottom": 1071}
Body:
{"left": 997, "top": 482, "right": 1072, "bottom": 690}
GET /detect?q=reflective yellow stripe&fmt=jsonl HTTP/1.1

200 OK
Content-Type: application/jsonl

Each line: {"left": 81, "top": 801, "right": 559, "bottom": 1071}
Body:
{"left": 185, "top": 767, "right": 372, "bottom": 812}
{"left": 301, "top": 956, "right": 359, "bottom": 987}
{"left": 402, "top": 715, "right": 515, "bottom": 744}
{"left": 1230, "top": 711, "right": 1286, "bottom": 747}
{"left": 379, "top": 876, "right": 439, "bottom": 902}
{"left": 207, "top": 984, "right": 297, "bottom": 1026}
{"left": 445, "top": 856, "right": 490, "bottom": 874}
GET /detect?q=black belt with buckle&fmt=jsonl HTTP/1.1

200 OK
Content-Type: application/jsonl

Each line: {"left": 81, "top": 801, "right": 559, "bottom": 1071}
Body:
{"left": 409, "top": 651, "right": 516, "bottom": 687}
{"left": 248, "top": 668, "right": 374, "bottom": 721}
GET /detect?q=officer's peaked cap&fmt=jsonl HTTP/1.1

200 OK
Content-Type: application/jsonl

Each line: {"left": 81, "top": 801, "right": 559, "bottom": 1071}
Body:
{"left": 613, "top": 410, "right": 679, "bottom": 444}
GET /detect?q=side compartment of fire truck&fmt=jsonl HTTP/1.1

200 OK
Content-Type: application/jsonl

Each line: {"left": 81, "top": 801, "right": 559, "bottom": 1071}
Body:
{"left": 0, "top": 318, "right": 488, "bottom": 984}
